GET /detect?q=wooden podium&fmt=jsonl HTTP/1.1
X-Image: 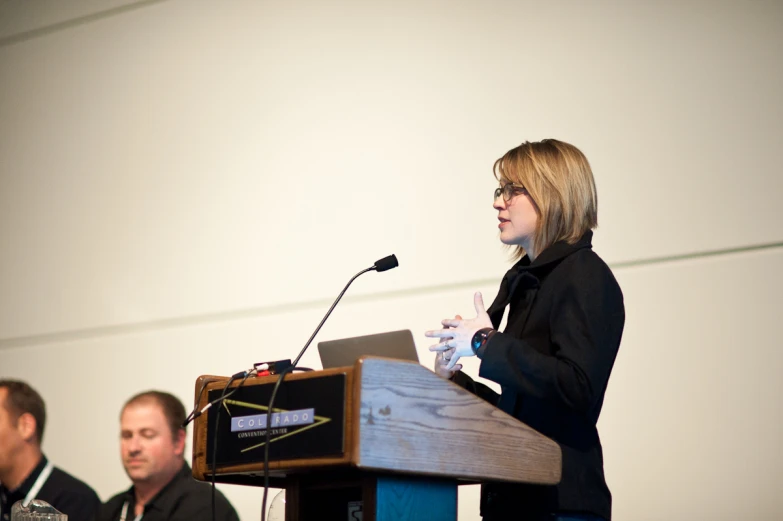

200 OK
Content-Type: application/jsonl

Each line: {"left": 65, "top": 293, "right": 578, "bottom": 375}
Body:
{"left": 192, "top": 356, "right": 561, "bottom": 521}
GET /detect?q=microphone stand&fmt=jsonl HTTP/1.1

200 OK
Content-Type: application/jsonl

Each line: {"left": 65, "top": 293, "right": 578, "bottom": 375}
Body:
{"left": 259, "top": 255, "right": 398, "bottom": 521}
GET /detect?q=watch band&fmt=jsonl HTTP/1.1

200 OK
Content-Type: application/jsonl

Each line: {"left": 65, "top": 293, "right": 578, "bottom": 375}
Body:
{"left": 471, "top": 328, "right": 497, "bottom": 356}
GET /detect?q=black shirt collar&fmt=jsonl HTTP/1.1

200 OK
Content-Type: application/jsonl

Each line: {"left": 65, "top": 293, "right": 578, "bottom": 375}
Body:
{"left": 0, "top": 454, "right": 48, "bottom": 520}
{"left": 124, "top": 461, "right": 191, "bottom": 515}
{"left": 0, "top": 455, "right": 47, "bottom": 496}
{"left": 516, "top": 230, "right": 593, "bottom": 271}
{"left": 486, "top": 231, "right": 593, "bottom": 325}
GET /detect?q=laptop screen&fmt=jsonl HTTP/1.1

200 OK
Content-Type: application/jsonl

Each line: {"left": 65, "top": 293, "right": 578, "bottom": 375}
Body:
{"left": 317, "top": 330, "right": 419, "bottom": 369}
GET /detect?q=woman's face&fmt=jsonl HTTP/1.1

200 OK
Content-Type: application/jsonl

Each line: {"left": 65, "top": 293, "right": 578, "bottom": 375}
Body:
{"left": 493, "top": 182, "right": 539, "bottom": 253}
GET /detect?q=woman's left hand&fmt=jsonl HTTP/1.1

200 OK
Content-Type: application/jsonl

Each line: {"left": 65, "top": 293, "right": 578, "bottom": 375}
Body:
{"left": 425, "top": 292, "right": 493, "bottom": 370}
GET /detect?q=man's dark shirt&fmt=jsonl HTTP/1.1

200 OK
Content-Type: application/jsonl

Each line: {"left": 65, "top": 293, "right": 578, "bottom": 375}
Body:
{"left": 94, "top": 462, "right": 238, "bottom": 521}
{"left": 0, "top": 455, "right": 101, "bottom": 521}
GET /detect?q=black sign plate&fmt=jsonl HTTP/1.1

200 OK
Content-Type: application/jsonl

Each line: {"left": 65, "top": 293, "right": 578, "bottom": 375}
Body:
{"left": 205, "top": 374, "right": 346, "bottom": 467}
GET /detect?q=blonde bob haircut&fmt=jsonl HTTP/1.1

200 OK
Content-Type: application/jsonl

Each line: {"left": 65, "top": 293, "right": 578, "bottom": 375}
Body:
{"left": 493, "top": 139, "right": 598, "bottom": 260}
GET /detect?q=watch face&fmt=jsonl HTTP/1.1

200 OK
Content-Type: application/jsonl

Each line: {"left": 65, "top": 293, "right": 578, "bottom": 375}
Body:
{"left": 471, "top": 330, "right": 485, "bottom": 353}
{"left": 472, "top": 328, "right": 494, "bottom": 355}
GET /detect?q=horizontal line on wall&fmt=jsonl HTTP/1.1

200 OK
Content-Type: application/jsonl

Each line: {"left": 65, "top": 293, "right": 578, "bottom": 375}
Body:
{"left": 609, "top": 240, "right": 783, "bottom": 269}
{"left": 1, "top": 240, "right": 781, "bottom": 350}
{"left": 0, "top": 0, "right": 170, "bottom": 47}
{"left": 0, "top": 277, "right": 492, "bottom": 351}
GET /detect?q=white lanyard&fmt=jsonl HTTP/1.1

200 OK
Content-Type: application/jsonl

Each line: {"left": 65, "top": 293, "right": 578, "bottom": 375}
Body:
{"left": 119, "top": 501, "right": 143, "bottom": 521}
{"left": 23, "top": 461, "right": 53, "bottom": 507}
{"left": 0, "top": 461, "right": 54, "bottom": 519}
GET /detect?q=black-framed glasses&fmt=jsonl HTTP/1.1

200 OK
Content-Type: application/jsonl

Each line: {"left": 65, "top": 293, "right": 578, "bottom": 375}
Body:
{"left": 494, "top": 183, "right": 527, "bottom": 202}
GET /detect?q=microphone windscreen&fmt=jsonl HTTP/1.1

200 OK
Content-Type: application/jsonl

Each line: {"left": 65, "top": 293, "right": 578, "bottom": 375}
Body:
{"left": 373, "top": 254, "right": 399, "bottom": 272}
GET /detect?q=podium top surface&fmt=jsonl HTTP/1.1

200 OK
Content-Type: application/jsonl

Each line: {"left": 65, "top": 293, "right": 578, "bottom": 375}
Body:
{"left": 191, "top": 356, "right": 561, "bottom": 486}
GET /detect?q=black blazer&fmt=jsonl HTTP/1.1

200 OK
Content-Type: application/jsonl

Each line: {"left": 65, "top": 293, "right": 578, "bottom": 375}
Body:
{"left": 453, "top": 231, "right": 625, "bottom": 520}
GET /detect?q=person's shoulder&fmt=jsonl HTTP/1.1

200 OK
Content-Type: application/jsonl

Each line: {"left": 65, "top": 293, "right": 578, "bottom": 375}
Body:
{"left": 555, "top": 247, "right": 624, "bottom": 300}
{"left": 567, "top": 245, "right": 611, "bottom": 270}
{"left": 562, "top": 247, "right": 617, "bottom": 280}
{"left": 177, "top": 472, "right": 234, "bottom": 504}
{"left": 41, "top": 467, "right": 104, "bottom": 521}
{"left": 49, "top": 466, "right": 100, "bottom": 497}
{"left": 168, "top": 476, "right": 239, "bottom": 520}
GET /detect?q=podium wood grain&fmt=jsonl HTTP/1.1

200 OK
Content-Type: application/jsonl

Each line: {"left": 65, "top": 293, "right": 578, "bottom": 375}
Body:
{"left": 192, "top": 356, "right": 561, "bottom": 486}
{"left": 353, "top": 357, "right": 561, "bottom": 485}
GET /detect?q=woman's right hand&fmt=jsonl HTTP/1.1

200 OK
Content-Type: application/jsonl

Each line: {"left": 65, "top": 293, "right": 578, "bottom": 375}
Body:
{"left": 433, "top": 314, "right": 463, "bottom": 379}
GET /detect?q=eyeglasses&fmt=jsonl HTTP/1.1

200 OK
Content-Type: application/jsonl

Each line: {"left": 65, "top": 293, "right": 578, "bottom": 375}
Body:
{"left": 494, "top": 183, "right": 527, "bottom": 202}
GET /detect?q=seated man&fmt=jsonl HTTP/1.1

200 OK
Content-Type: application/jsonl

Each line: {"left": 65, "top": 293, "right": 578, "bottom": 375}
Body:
{"left": 94, "top": 391, "right": 238, "bottom": 521}
{"left": 0, "top": 380, "right": 100, "bottom": 521}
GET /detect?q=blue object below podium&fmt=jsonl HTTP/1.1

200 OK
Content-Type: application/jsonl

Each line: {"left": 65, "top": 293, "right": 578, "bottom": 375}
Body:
{"left": 374, "top": 476, "right": 457, "bottom": 521}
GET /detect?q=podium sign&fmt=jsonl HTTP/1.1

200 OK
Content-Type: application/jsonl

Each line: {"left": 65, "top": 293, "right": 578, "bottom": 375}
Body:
{"left": 206, "top": 373, "right": 346, "bottom": 467}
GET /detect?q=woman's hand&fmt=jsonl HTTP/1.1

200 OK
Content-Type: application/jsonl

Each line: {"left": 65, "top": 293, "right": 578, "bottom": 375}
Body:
{"left": 426, "top": 292, "right": 493, "bottom": 370}
{"left": 432, "top": 315, "right": 462, "bottom": 378}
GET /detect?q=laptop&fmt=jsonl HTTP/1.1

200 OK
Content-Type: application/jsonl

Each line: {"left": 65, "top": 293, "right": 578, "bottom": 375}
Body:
{"left": 317, "top": 329, "right": 419, "bottom": 369}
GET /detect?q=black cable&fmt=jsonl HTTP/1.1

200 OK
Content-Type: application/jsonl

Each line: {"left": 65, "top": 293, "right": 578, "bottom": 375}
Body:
{"left": 211, "top": 377, "right": 234, "bottom": 521}
{"left": 191, "top": 252, "right": 391, "bottom": 520}
{"left": 260, "top": 266, "right": 376, "bottom": 521}
{"left": 260, "top": 364, "right": 295, "bottom": 521}
{"left": 210, "top": 371, "right": 252, "bottom": 521}
{"left": 183, "top": 378, "right": 214, "bottom": 427}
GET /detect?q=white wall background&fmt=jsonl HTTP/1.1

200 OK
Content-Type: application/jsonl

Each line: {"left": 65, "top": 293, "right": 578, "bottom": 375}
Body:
{"left": 1, "top": 1, "right": 781, "bottom": 519}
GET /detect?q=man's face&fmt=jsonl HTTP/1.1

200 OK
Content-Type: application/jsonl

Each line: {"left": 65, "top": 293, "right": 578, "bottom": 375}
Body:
{"left": 120, "top": 401, "right": 184, "bottom": 485}
{"left": 0, "top": 388, "right": 24, "bottom": 476}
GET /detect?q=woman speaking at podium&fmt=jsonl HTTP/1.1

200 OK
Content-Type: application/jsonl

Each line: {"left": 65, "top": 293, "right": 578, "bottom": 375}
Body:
{"left": 426, "top": 139, "right": 625, "bottom": 521}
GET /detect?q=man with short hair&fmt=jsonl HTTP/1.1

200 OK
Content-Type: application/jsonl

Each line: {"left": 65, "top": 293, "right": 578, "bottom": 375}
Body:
{"left": 0, "top": 380, "right": 100, "bottom": 521}
{"left": 94, "top": 391, "right": 238, "bottom": 521}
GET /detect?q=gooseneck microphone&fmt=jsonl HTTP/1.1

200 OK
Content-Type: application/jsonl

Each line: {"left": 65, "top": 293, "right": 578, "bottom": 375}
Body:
{"left": 260, "top": 254, "right": 399, "bottom": 521}
{"left": 291, "top": 254, "right": 399, "bottom": 367}
{"left": 373, "top": 254, "right": 399, "bottom": 273}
